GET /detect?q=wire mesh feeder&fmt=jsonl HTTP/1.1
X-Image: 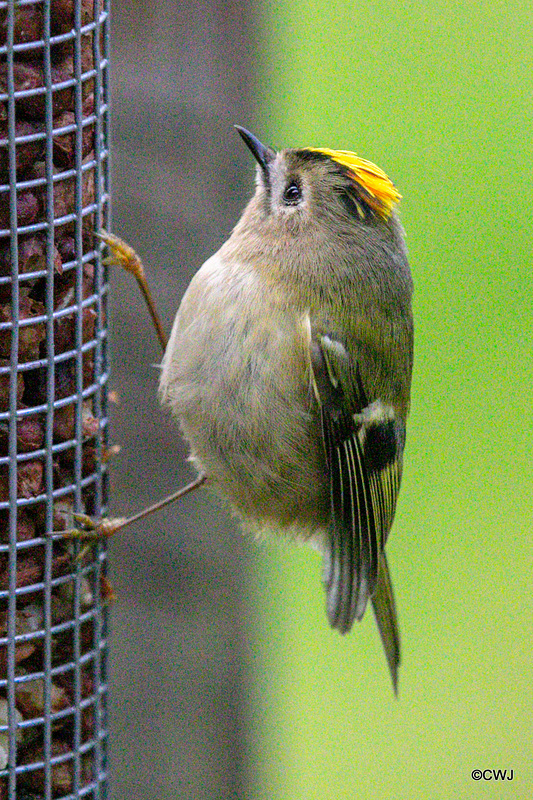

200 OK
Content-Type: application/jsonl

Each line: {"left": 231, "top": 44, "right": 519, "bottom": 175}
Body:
{"left": 0, "top": 0, "right": 111, "bottom": 797}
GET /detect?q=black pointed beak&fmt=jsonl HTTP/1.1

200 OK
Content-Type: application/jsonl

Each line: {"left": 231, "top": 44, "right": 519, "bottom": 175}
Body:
{"left": 235, "top": 126, "right": 274, "bottom": 174}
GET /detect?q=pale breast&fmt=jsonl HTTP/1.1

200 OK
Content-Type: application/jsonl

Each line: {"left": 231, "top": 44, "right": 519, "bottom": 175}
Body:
{"left": 159, "top": 252, "right": 329, "bottom": 535}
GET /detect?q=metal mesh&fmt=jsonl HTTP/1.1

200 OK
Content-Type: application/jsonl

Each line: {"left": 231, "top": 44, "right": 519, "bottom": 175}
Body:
{"left": 0, "top": 0, "right": 110, "bottom": 797}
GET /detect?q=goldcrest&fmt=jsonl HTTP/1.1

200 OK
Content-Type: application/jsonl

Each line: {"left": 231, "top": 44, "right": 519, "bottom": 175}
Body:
{"left": 158, "top": 128, "right": 414, "bottom": 692}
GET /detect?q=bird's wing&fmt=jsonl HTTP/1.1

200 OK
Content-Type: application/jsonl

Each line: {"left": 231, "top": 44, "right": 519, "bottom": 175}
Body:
{"left": 310, "top": 332, "right": 403, "bottom": 688}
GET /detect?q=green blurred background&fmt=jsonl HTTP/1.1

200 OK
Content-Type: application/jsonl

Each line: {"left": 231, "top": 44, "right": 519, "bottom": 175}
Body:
{"left": 247, "top": 1, "right": 533, "bottom": 797}
{"left": 109, "top": 0, "right": 532, "bottom": 797}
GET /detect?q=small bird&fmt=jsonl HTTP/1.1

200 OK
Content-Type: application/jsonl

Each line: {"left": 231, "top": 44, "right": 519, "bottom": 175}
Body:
{"left": 156, "top": 128, "right": 414, "bottom": 691}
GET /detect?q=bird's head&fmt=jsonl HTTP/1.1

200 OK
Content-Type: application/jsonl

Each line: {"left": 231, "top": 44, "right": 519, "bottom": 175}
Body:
{"left": 234, "top": 126, "right": 401, "bottom": 234}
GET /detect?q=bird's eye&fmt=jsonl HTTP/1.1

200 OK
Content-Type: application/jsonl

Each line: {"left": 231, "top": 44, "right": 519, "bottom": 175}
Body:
{"left": 283, "top": 180, "right": 302, "bottom": 205}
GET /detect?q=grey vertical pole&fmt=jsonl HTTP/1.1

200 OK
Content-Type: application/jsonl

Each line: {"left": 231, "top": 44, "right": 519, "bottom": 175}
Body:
{"left": 0, "top": 0, "right": 111, "bottom": 797}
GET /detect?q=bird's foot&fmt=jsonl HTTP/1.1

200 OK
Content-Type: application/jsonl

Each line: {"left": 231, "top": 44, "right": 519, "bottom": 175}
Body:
{"left": 96, "top": 229, "right": 146, "bottom": 282}
{"left": 61, "top": 512, "right": 128, "bottom": 541}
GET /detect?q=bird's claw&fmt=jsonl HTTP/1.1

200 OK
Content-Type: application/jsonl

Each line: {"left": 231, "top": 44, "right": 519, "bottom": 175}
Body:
{"left": 61, "top": 513, "right": 128, "bottom": 541}
{"left": 96, "top": 229, "right": 145, "bottom": 282}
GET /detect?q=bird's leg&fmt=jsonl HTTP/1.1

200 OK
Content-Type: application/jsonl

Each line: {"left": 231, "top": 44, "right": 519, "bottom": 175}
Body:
{"left": 61, "top": 473, "right": 207, "bottom": 541}
{"left": 96, "top": 229, "right": 168, "bottom": 353}
{"left": 59, "top": 231, "right": 202, "bottom": 544}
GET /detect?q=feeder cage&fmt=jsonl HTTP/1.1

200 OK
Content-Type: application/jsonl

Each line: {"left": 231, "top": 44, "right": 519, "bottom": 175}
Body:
{"left": 0, "top": 0, "right": 111, "bottom": 796}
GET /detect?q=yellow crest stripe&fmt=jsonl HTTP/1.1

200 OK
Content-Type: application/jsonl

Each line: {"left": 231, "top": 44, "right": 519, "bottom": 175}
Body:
{"left": 307, "top": 148, "right": 401, "bottom": 217}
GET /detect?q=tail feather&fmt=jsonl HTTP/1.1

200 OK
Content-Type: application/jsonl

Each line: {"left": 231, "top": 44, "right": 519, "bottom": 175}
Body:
{"left": 371, "top": 552, "right": 401, "bottom": 695}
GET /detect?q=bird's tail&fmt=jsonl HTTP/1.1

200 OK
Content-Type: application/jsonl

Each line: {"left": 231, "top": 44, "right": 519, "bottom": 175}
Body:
{"left": 371, "top": 552, "right": 401, "bottom": 695}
